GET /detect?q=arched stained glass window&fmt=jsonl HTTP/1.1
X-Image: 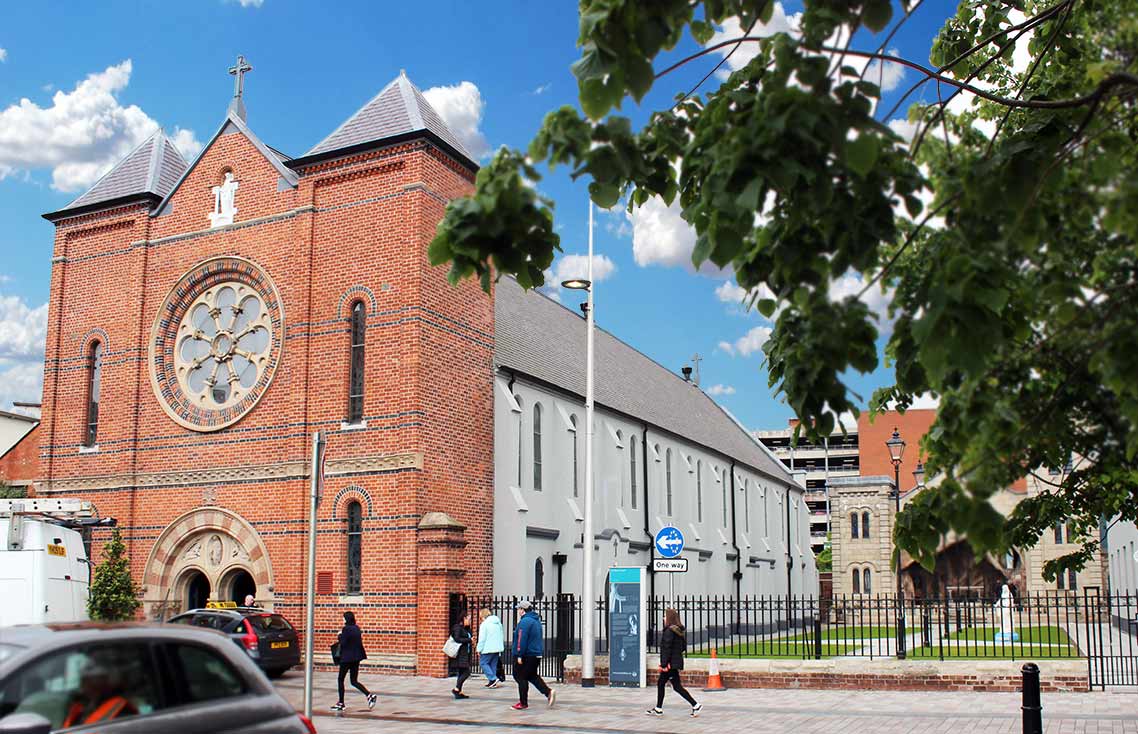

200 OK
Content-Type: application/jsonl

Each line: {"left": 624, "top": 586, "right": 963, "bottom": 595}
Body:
{"left": 348, "top": 301, "right": 366, "bottom": 424}
{"left": 84, "top": 341, "right": 103, "bottom": 447}
{"left": 346, "top": 501, "right": 363, "bottom": 594}
{"left": 533, "top": 403, "right": 543, "bottom": 490}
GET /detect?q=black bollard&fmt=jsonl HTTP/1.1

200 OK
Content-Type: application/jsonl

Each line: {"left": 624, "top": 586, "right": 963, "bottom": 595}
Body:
{"left": 1021, "top": 663, "right": 1043, "bottom": 734}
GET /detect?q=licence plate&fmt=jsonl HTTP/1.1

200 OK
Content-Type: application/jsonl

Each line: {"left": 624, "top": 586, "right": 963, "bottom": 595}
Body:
{"left": 271, "top": 641, "right": 290, "bottom": 649}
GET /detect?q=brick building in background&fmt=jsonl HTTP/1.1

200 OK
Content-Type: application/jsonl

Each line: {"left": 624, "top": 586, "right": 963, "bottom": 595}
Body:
{"left": 0, "top": 407, "right": 41, "bottom": 495}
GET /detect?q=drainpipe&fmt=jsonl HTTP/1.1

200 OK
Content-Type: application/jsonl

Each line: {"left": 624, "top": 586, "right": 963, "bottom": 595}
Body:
{"left": 785, "top": 484, "right": 793, "bottom": 598}
{"left": 729, "top": 460, "right": 742, "bottom": 632}
{"left": 642, "top": 423, "right": 654, "bottom": 603}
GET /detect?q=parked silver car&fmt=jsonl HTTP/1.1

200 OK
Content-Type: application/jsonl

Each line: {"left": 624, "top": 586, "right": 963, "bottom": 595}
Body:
{"left": 0, "top": 623, "right": 315, "bottom": 734}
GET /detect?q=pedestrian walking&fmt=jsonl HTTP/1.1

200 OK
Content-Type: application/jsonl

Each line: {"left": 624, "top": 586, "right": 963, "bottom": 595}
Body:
{"left": 451, "top": 612, "right": 474, "bottom": 699}
{"left": 331, "top": 611, "right": 377, "bottom": 712}
{"left": 646, "top": 607, "right": 701, "bottom": 717}
{"left": 511, "top": 600, "right": 556, "bottom": 710}
{"left": 476, "top": 608, "right": 505, "bottom": 688}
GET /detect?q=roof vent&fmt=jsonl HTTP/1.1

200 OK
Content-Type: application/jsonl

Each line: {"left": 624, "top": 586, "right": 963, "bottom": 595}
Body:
{"left": 681, "top": 366, "right": 693, "bottom": 382}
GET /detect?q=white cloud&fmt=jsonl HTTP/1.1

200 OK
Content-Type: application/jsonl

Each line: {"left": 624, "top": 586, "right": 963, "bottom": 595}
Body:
{"left": 627, "top": 196, "right": 726, "bottom": 275}
{"left": 909, "top": 392, "right": 940, "bottom": 410}
{"left": 829, "top": 269, "right": 894, "bottom": 334}
{"left": 0, "top": 60, "right": 202, "bottom": 192}
{"left": 887, "top": 117, "right": 919, "bottom": 143}
{"left": 707, "top": 4, "right": 801, "bottom": 77}
{"left": 718, "top": 325, "right": 771, "bottom": 357}
{"left": 706, "top": 384, "right": 736, "bottom": 396}
{"left": 228, "top": 0, "right": 264, "bottom": 6}
{"left": 422, "top": 81, "right": 490, "bottom": 160}
{"left": 532, "top": 83, "right": 551, "bottom": 95}
{"left": 0, "top": 48, "right": 7, "bottom": 63}
{"left": 864, "top": 48, "right": 907, "bottom": 92}
{"left": 539, "top": 253, "right": 617, "bottom": 300}
{"left": 0, "top": 289, "right": 48, "bottom": 411}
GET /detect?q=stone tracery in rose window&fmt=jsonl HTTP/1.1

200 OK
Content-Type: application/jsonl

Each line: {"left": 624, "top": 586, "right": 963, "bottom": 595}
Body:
{"left": 176, "top": 284, "right": 272, "bottom": 409}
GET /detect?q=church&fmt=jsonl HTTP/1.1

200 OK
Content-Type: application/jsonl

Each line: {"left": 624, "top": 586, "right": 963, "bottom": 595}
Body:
{"left": 33, "top": 60, "right": 816, "bottom": 675}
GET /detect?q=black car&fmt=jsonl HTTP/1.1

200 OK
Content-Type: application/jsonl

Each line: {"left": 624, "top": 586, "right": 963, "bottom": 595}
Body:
{"left": 167, "top": 607, "right": 299, "bottom": 678}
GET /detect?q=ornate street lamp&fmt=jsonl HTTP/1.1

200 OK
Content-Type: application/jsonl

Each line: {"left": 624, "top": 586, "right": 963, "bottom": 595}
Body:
{"left": 886, "top": 427, "right": 906, "bottom": 659}
{"left": 912, "top": 461, "right": 925, "bottom": 489}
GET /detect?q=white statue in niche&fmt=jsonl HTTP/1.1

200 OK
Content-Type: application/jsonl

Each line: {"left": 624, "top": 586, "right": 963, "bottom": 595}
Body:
{"left": 209, "top": 172, "right": 239, "bottom": 228}
{"left": 994, "top": 583, "right": 1020, "bottom": 642}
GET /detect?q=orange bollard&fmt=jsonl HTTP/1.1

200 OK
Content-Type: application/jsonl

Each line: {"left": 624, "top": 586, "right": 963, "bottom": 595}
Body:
{"left": 702, "top": 648, "right": 727, "bottom": 691}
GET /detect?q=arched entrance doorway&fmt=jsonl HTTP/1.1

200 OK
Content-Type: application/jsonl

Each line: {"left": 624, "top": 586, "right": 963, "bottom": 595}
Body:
{"left": 225, "top": 568, "right": 257, "bottom": 605}
{"left": 185, "top": 570, "right": 211, "bottom": 610}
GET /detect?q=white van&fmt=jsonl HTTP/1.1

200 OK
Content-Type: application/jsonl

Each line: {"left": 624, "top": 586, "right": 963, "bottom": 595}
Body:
{"left": 1, "top": 499, "right": 94, "bottom": 626}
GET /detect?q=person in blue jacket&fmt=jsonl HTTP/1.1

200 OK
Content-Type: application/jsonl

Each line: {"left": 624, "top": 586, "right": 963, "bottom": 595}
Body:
{"left": 511, "top": 600, "right": 556, "bottom": 710}
{"left": 332, "top": 611, "right": 377, "bottom": 712}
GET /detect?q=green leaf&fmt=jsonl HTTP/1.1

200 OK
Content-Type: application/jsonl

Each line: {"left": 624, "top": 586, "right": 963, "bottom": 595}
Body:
{"left": 757, "top": 298, "right": 778, "bottom": 318}
{"left": 690, "top": 19, "right": 714, "bottom": 45}
{"left": 845, "top": 134, "right": 880, "bottom": 177}
{"left": 863, "top": 0, "right": 894, "bottom": 32}
{"left": 589, "top": 181, "right": 621, "bottom": 208}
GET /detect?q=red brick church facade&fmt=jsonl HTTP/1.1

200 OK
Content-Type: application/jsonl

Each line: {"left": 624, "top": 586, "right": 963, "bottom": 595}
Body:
{"left": 36, "top": 70, "right": 491, "bottom": 675}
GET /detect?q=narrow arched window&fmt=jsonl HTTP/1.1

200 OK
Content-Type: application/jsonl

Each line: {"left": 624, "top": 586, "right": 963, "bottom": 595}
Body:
{"left": 862, "top": 511, "right": 870, "bottom": 540}
{"left": 665, "top": 448, "right": 673, "bottom": 516}
{"left": 84, "top": 341, "right": 103, "bottom": 447}
{"left": 862, "top": 568, "right": 872, "bottom": 595}
{"left": 533, "top": 403, "right": 543, "bottom": 491}
{"left": 743, "top": 479, "right": 750, "bottom": 533}
{"left": 347, "top": 301, "right": 366, "bottom": 424}
{"left": 850, "top": 512, "right": 860, "bottom": 539}
{"left": 570, "top": 414, "right": 579, "bottom": 497}
{"left": 721, "top": 468, "right": 728, "bottom": 528}
{"left": 516, "top": 397, "right": 524, "bottom": 486}
{"left": 534, "top": 558, "right": 545, "bottom": 599}
{"left": 346, "top": 501, "right": 363, "bottom": 594}
{"left": 696, "top": 460, "right": 703, "bottom": 523}
{"left": 616, "top": 430, "right": 624, "bottom": 507}
{"left": 852, "top": 568, "right": 861, "bottom": 594}
{"left": 629, "top": 435, "right": 638, "bottom": 509}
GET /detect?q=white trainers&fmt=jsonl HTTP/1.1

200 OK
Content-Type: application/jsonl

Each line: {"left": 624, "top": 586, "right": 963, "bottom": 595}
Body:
{"left": 367, "top": 693, "right": 377, "bottom": 710}
{"left": 646, "top": 707, "right": 663, "bottom": 716}
{"left": 691, "top": 702, "right": 703, "bottom": 717}
{"left": 547, "top": 689, "right": 557, "bottom": 708}
{"left": 330, "top": 702, "right": 345, "bottom": 711}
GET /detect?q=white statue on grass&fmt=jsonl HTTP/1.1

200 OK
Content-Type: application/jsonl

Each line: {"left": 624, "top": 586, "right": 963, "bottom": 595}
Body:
{"left": 994, "top": 583, "right": 1020, "bottom": 642}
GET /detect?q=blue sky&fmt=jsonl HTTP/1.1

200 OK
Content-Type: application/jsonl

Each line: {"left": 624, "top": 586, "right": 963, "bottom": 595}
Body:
{"left": 0, "top": 0, "right": 959, "bottom": 426}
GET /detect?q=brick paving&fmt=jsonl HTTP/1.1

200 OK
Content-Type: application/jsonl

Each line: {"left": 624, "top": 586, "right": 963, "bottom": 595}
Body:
{"left": 274, "top": 670, "right": 1137, "bottom": 734}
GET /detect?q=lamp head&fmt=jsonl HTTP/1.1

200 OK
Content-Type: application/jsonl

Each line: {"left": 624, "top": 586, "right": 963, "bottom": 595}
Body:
{"left": 885, "top": 427, "right": 906, "bottom": 464}
{"left": 561, "top": 278, "right": 592, "bottom": 291}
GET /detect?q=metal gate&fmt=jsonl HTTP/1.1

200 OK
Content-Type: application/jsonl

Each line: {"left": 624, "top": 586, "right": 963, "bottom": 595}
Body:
{"left": 449, "top": 594, "right": 579, "bottom": 682}
{"left": 1083, "top": 587, "right": 1138, "bottom": 689}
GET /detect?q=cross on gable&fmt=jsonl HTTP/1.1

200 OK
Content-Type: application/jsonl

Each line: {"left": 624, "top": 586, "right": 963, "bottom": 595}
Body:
{"left": 229, "top": 55, "right": 253, "bottom": 99}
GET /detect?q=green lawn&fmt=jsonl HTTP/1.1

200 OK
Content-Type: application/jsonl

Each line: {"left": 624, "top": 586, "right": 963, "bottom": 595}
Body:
{"left": 688, "top": 641, "right": 858, "bottom": 659}
{"left": 942, "top": 625, "right": 1073, "bottom": 644}
{"left": 908, "top": 644, "right": 1080, "bottom": 660}
{"left": 784, "top": 625, "right": 896, "bottom": 642}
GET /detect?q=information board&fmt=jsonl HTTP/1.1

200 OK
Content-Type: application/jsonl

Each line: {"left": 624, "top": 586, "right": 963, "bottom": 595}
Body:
{"left": 607, "top": 566, "right": 646, "bottom": 688}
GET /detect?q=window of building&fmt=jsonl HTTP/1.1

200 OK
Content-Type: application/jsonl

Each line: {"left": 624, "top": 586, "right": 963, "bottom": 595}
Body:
{"left": 534, "top": 558, "right": 544, "bottom": 599}
{"left": 629, "top": 435, "right": 638, "bottom": 509}
{"left": 1054, "top": 522, "right": 1063, "bottom": 544}
{"left": 762, "top": 488, "right": 768, "bottom": 536}
{"left": 851, "top": 512, "right": 859, "bottom": 539}
{"left": 516, "top": 397, "right": 524, "bottom": 486}
{"left": 1067, "top": 569, "right": 1077, "bottom": 591}
{"left": 1057, "top": 571, "right": 1065, "bottom": 590}
{"left": 862, "top": 568, "right": 872, "bottom": 594}
{"left": 665, "top": 448, "right": 673, "bottom": 515}
{"left": 84, "top": 341, "right": 103, "bottom": 446}
{"left": 721, "top": 468, "right": 728, "bottom": 528}
{"left": 570, "top": 414, "right": 579, "bottom": 497}
{"left": 533, "top": 403, "right": 543, "bottom": 491}
{"left": 743, "top": 479, "right": 750, "bottom": 533}
{"left": 346, "top": 501, "right": 362, "bottom": 594}
{"left": 696, "top": 460, "right": 703, "bottom": 523}
{"left": 852, "top": 569, "right": 861, "bottom": 594}
{"left": 861, "top": 512, "right": 870, "bottom": 540}
{"left": 347, "top": 301, "right": 366, "bottom": 423}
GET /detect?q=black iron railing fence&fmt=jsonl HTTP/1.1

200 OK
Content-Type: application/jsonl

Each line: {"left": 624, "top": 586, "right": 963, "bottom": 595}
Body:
{"left": 451, "top": 590, "right": 1137, "bottom": 686}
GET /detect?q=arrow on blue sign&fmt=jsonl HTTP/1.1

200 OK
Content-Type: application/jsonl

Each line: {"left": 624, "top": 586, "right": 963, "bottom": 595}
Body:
{"left": 654, "top": 526, "right": 685, "bottom": 559}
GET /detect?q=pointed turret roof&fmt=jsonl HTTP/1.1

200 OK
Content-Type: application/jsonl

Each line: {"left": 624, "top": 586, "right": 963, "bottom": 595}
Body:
{"left": 44, "top": 131, "right": 188, "bottom": 220}
{"left": 295, "top": 71, "right": 476, "bottom": 170}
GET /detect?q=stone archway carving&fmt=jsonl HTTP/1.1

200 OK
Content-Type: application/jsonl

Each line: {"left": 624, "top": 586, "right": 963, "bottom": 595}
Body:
{"left": 143, "top": 507, "right": 274, "bottom": 619}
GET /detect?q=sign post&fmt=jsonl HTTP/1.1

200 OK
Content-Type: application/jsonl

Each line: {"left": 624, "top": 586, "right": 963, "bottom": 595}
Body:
{"left": 654, "top": 526, "right": 686, "bottom": 601}
{"left": 608, "top": 566, "right": 646, "bottom": 688}
{"left": 303, "top": 431, "right": 324, "bottom": 720}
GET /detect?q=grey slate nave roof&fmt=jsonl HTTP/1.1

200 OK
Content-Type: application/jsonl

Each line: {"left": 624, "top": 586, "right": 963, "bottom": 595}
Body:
{"left": 302, "top": 71, "right": 475, "bottom": 168}
{"left": 495, "top": 277, "right": 794, "bottom": 483}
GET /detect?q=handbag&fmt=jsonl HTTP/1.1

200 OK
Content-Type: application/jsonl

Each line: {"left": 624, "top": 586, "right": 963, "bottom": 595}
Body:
{"left": 442, "top": 636, "right": 461, "bottom": 659}
{"left": 330, "top": 642, "right": 342, "bottom": 665}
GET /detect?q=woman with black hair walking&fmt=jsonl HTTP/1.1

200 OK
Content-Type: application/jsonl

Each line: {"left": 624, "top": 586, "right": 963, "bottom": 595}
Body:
{"left": 332, "top": 611, "right": 377, "bottom": 712}
{"left": 646, "top": 608, "right": 701, "bottom": 717}
{"left": 451, "top": 612, "right": 475, "bottom": 699}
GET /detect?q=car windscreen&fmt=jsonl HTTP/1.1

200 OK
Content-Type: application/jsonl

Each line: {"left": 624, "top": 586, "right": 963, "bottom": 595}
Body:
{"left": 244, "top": 614, "right": 293, "bottom": 632}
{"left": 0, "top": 642, "right": 25, "bottom": 663}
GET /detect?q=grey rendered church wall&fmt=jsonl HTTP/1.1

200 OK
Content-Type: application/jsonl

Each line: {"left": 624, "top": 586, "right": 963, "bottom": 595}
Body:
{"left": 493, "top": 374, "right": 819, "bottom": 602}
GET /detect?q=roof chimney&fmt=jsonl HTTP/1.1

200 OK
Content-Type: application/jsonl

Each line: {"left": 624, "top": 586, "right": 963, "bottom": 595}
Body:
{"left": 681, "top": 366, "right": 693, "bottom": 382}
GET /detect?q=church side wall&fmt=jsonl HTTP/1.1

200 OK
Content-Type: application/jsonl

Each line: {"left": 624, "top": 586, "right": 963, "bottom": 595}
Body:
{"left": 493, "top": 375, "right": 816, "bottom": 604}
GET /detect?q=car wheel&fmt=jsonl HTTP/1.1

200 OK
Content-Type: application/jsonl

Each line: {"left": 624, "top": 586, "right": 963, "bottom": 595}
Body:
{"left": 265, "top": 667, "right": 289, "bottom": 679}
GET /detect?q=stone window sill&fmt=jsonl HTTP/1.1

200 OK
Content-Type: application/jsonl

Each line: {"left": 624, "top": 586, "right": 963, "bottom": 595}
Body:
{"left": 338, "top": 594, "right": 365, "bottom": 604}
{"left": 340, "top": 421, "right": 368, "bottom": 431}
{"left": 79, "top": 445, "right": 99, "bottom": 455}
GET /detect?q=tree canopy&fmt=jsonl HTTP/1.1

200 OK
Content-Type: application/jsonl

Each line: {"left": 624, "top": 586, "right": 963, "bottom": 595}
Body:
{"left": 430, "top": 0, "right": 1138, "bottom": 580}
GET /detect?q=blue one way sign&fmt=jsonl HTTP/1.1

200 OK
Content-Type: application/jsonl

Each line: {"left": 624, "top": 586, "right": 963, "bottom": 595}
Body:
{"left": 654, "top": 526, "right": 685, "bottom": 559}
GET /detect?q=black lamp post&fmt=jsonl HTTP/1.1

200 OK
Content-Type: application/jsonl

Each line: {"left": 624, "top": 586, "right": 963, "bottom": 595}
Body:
{"left": 886, "top": 427, "right": 907, "bottom": 659}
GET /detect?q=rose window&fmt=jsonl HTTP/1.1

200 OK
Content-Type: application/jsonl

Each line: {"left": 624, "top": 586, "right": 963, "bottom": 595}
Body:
{"left": 150, "top": 256, "right": 283, "bottom": 432}
{"left": 178, "top": 284, "right": 272, "bottom": 407}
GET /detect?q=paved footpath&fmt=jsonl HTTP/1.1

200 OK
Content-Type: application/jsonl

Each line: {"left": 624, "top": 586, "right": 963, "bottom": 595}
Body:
{"left": 275, "top": 671, "right": 1137, "bottom": 734}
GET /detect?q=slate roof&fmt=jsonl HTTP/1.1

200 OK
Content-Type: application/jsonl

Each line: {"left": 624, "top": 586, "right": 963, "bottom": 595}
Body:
{"left": 302, "top": 71, "right": 475, "bottom": 168}
{"left": 57, "top": 131, "right": 188, "bottom": 214}
{"left": 494, "top": 277, "right": 794, "bottom": 483}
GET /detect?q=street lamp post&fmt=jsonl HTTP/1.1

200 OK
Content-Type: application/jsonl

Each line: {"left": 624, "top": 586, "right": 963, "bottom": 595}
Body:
{"left": 885, "top": 427, "right": 907, "bottom": 660}
{"left": 561, "top": 200, "right": 596, "bottom": 687}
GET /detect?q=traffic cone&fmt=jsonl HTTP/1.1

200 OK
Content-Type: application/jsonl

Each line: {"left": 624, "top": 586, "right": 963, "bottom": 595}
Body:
{"left": 702, "top": 648, "right": 727, "bottom": 691}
